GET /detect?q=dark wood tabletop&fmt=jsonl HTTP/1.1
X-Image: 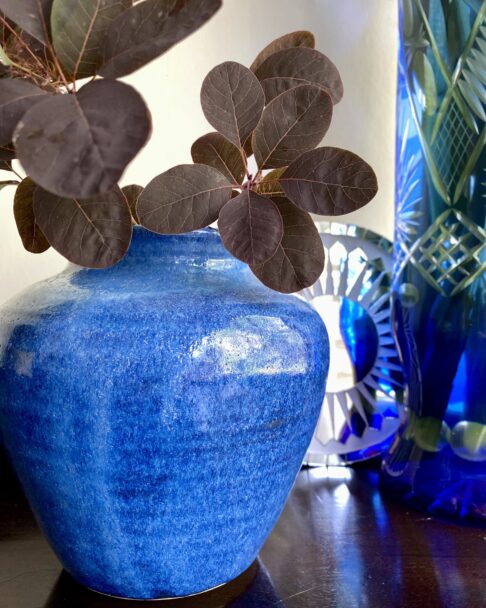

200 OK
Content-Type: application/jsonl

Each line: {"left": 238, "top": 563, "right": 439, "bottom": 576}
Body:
{"left": 1, "top": 459, "right": 485, "bottom": 608}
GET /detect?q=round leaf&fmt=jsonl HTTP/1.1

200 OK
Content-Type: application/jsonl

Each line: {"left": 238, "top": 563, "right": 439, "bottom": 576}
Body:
{"left": 191, "top": 132, "right": 246, "bottom": 184}
{"left": 0, "top": 78, "right": 48, "bottom": 145}
{"left": 14, "top": 79, "right": 151, "bottom": 198}
{"left": 33, "top": 186, "right": 132, "bottom": 268}
{"left": 218, "top": 189, "right": 283, "bottom": 265}
{"left": 250, "top": 31, "right": 315, "bottom": 73}
{"left": 252, "top": 84, "right": 333, "bottom": 169}
{"left": 99, "top": 0, "right": 222, "bottom": 78}
{"left": 137, "top": 164, "right": 232, "bottom": 234}
{"left": 254, "top": 47, "right": 343, "bottom": 104}
{"left": 122, "top": 184, "right": 144, "bottom": 224}
{"left": 17, "top": 30, "right": 46, "bottom": 60}
{"left": 51, "top": 0, "right": 131, "bottom": 79}
{"left": 0, "top": 0, "right": 53, "bottom": 44}
{"left": 279, "top": 147, "right": 378, "bottom": 216}
{"left": 13, "top": 177, "right": 50, "bottom": 253}
{"left": 243, "top": 134, "right": 253, "bottom": 158}
{"left": 250, "top": 198, "right": 324, "bottom": 294}
{"left": 200, "top": 61, "right": 265, "bottom": 148}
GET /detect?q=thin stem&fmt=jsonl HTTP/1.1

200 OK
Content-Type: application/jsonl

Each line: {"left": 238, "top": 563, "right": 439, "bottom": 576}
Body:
{"left": 34, "top": 0, "right": 71, "bottom": 89}
{"left": 48, "top": 44, "right": 70, "bottom": 89}
{"left": 10, "top": 165, "right": 24, "bottom": 181}
{"left": 239, "top": 145, "right": 249, "bottom": 175}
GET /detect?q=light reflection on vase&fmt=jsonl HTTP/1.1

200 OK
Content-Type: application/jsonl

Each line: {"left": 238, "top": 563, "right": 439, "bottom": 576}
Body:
{"left": 382, "top": 0, "right": 486, "bottom": 522}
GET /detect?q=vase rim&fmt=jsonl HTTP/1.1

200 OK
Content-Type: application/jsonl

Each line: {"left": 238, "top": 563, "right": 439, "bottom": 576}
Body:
{"left": 120, "top": 225, "right": 233, "bottom": 266}
{"left": 129, "top": 225, "right": 223, "bottom": 248}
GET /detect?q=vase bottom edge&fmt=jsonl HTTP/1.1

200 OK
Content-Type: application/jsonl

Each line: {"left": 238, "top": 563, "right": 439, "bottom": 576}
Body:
{"left": 80, "top": 559, "right": 259, "bottom": 602}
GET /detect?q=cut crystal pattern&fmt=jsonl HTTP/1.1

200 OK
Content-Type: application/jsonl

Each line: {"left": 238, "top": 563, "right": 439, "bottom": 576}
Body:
{"left": 431, "top": 100, "right": 476, "bottom": 194}
{"left": 409, "top": 209, "right": 486, "bottom": 296}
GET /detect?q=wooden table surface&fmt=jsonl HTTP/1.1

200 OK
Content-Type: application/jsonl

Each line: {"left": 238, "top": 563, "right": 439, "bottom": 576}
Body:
{"left": 1, "top": 460, "right": 485, "bottom": 608}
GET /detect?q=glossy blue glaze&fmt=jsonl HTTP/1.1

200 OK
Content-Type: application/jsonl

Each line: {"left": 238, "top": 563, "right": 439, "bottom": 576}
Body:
{"left": 0, "top": 228, "right": 329, "bottom": 599}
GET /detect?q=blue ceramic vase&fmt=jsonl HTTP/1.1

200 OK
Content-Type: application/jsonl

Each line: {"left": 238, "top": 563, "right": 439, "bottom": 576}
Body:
{"left": 0, "top": 228, "right": 329, "bottom": 600}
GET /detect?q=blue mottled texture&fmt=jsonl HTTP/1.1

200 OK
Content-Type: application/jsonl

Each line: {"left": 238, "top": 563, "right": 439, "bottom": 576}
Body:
{"left": 0, "top": 228, "right": 329, "bottom": 600}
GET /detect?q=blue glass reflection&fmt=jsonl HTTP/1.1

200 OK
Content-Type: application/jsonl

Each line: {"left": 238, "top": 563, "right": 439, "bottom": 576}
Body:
{"left": 383, "top": 0, "right": 486, "bottom": 522}
{"left": 340, "top": 298, "right": 377, "bottom": 385}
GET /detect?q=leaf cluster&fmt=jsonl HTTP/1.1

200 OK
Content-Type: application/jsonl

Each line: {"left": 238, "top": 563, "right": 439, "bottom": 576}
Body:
{"left": 0, "top": 0, "right": 221, "bottom": 264}
{"left": 1, "top": 15, "right": 378, "bottom": 294}
{"left": 137, "top": 31, "right": 379, "bottom": 293}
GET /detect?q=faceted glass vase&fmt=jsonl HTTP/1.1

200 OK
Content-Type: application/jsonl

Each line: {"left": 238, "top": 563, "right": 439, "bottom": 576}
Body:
{"left": 382, "top": 0, "right": 486, "bottom": 522}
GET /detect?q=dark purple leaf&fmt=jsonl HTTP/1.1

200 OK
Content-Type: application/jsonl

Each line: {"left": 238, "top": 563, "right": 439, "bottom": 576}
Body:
{"left": 218, "top": 189, "right": 283, "bottom": 265}
{"left": 33, "top": 186, "right": 132, "bottom": 267}
{"left": 122, "top": 184, "right": 143, "bottom": 224}
{"left": 250, "top": 197, "right": 324, "bottom": 294}
{"left": 138, "top": 164, "right": 232, "bottom": 234}
{"left": 0, "top": 0, "right": 53, "bottom": 44}
{"left": 0, "top": 78, "right": 48, "bottom": 145}
{"left": 99, "top": 0, "right": 222, "bottom": 78}
{"left": 254, "top": 47, "right": 343, "bottom": 104}
{"left": 14, "top": 79, "right": 151, "bottom": 198}
{"left": 51, "top": 0, "right": 131, "bottom": 79}
{"left": 18, "top": 30, "right": 46, "bottom": 57}
{"left": 13, "top": 176, "right": 49, "bottom": 253}
{"left": 201, "top": 61, "right": 265, "bottom": 148}
{"left": 250, "top": 31, "right": 315, "bottom": 73}
{"left": 279, "top": 147, "right": 378, "bottom": 216}
{"left": 191, "top": 132, "right": 246, "bottom": 184}
{"left": 252, "top": 84, "right": 333, "bottom": 169}
{"left": 243, "top": 134, "right": 253, "bottom": 158}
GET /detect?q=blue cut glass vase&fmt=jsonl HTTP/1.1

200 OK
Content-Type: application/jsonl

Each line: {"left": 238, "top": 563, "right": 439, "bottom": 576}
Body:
{"left": 382, "top": 0, "right": 486, "bottom": 522}
{"left": 0, "top": 228, "right": 329, "bottom": 599}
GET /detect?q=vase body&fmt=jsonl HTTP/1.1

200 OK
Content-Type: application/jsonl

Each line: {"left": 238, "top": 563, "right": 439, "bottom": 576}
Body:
{"left": 383, "top": 0, "right": 486, "bottom": 521}
{"left": 0, "top": 228, "right": 329, "bottom": 599}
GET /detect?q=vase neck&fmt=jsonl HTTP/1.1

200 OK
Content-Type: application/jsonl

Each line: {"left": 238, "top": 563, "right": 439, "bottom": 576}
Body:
{"left": 120, "top": 227, "right": 239, "bottom": 269}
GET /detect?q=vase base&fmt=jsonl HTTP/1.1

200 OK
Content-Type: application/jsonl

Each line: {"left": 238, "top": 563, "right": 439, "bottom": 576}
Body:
{"left": 82, "top": 560, "right": 259, "bottom": 603}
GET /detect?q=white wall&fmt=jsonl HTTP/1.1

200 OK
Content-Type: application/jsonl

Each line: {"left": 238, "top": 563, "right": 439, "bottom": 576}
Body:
{"left": 0, "top": 0, "right": 398, "bottom": 304}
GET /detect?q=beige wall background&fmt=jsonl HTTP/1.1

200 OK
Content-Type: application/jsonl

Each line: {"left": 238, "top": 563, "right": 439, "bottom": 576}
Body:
{"left": 0, "top": 0, "right": 398, "bottom": 304}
